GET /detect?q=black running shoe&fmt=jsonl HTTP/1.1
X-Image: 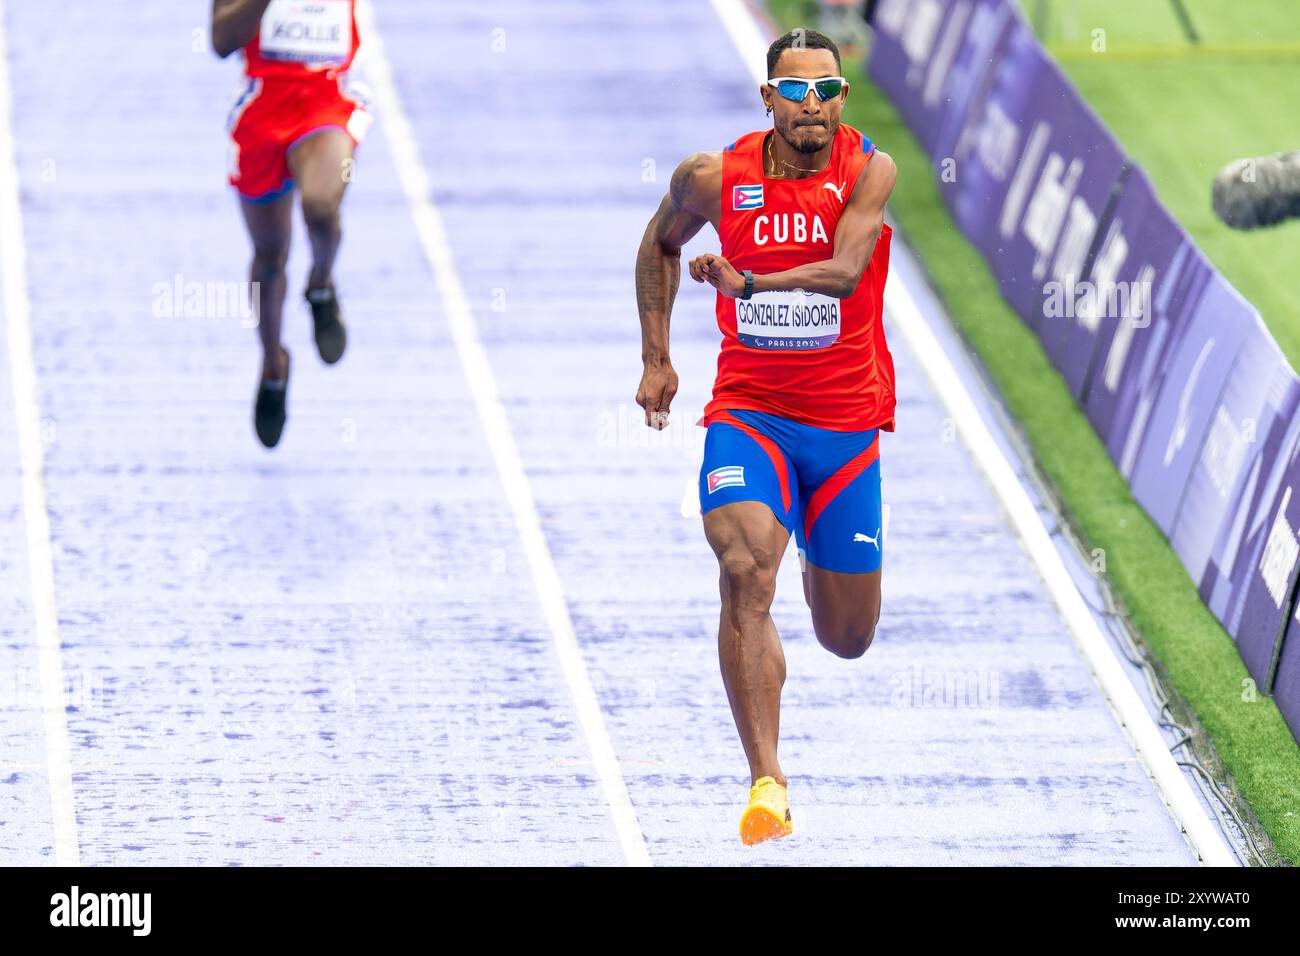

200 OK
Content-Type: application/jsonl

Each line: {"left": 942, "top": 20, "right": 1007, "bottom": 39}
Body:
{"left": 306, "top": 285, "right": 347, "bottom": 364}
{"left": 254, "top": 352, "right": 290, "bottom": 448}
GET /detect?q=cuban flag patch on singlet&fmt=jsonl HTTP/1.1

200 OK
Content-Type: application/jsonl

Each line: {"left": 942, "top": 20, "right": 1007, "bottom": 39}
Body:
{"left": 732, "top": 184, "right": 764, "bottom": 211}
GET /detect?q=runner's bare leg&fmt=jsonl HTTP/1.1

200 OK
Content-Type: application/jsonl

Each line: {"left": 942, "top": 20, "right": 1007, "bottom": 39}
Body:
{"left": 287, "top": 127, "right": 354, "bottom": 292}
{"left": 704, "top": 501, "right": 792, "bottom": 787}
{"left": 240, "top": 191, "right": 293, "bottom": 380}
{"left": 801, "top": 563, "right": 881, "bottom": 659}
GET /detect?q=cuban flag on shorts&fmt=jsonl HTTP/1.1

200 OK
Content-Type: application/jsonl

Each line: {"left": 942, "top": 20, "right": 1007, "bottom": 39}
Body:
{"left": 707, "top": 465, "right": 746, "bottom": 493}
{"left": 733, "top": 184, "right": 764, "bottom": 210}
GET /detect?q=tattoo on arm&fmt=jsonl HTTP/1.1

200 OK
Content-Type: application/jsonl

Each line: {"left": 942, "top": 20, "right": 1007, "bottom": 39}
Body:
{"left": 634, "top": 153, "right": 717, "bottom": 361}
{"left": 638, "top": 153, "right": 712, "bottom": 364}
{"left": 669, "top": 155, "right": 697, "bottom": 212}
{"left": 635, "top": 197, "right": 681, "bottom": 361}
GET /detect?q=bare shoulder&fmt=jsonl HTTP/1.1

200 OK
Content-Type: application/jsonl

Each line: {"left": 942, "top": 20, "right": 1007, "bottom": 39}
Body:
{"left": 865, "top": 148, "right": 897, "bottom": 186}
{"left": 850, "top": 148, "right": 897, "bottom": 207}
{"left": 669, "top": 151, "right": 723, "bottom": 214}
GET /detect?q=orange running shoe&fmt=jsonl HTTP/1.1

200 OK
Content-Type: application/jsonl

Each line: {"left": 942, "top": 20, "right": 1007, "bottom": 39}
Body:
{"left": 739, "top": 776, "right": 793, "bottom": 845}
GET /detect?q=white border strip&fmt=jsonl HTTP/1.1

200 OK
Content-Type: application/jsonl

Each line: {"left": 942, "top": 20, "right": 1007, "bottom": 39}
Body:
{"left": 355, "top": 1, "right": 650, "bottom": 867}
{"left": 0, "top": 0, "right": 80, "bottom": 866}
{"left": 710, "top": 0, "right": 1237, "bottom": 867}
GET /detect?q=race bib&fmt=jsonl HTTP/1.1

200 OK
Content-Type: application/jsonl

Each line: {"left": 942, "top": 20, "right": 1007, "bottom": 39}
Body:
{"left": 735, "top": 290, "right": 840, "bottom": 350}
{"left": 259, "top": 0, "right": 352, "bottom": 65}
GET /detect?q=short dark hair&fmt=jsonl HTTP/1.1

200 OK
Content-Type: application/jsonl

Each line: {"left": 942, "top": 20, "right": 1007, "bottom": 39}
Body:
{"left": 766, "top": 28, "right": 841, "bottom": 78}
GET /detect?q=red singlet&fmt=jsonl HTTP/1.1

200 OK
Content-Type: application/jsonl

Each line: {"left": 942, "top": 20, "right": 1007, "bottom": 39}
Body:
{"left": 704, "top": 123, "right": 896, "bottom": 432}
{"left": 244, "top": 0, "right": 360, "bottom": 80}
{"left": 226, "top": 0, "right": 368, "bottom": 201}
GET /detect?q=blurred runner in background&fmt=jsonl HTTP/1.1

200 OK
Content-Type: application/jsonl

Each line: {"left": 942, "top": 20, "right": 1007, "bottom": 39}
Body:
{"left": 212, "top": 0, "right": 371, "bottom": 448}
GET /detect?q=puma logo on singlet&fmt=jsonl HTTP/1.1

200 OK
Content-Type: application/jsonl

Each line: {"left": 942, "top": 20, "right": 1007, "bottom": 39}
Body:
{"left": 853, "top": 528, "right": 881, "bottom": 549}
{"left": 823, "top": 181, "right": 847, "bottom": 202}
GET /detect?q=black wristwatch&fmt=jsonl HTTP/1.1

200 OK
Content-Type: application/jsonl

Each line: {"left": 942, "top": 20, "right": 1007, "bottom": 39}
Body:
{"left": 741, "top": 270, "right": 754, "bottom": 299}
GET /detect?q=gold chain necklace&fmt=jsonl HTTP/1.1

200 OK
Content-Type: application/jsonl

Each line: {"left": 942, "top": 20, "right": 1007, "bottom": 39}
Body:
{"left": 766, "top": 132, "right": 825, "bottom": 178}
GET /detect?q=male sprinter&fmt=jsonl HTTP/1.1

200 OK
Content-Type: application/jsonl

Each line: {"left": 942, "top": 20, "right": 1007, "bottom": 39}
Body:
{"left": 213, "top": 0, "right": 370, "bottom": 447}
{"left": 634, "top": 29, "right": 897, "bottom": 845}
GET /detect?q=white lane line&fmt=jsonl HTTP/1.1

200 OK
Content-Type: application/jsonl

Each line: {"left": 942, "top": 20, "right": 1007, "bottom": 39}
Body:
{"left": 354, "top": 1, "right": 651, "bottom": 867}
{"left": 0, "top": 0, "right": 80, "bottom": 866}
{"left": 709, "top": 0, "right": 1237, "bottom": 867}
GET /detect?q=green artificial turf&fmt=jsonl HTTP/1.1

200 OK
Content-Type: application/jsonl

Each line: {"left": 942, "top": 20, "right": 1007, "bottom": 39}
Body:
{"left": 766, "top": 0, "right": 1300, "bottom": 863}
